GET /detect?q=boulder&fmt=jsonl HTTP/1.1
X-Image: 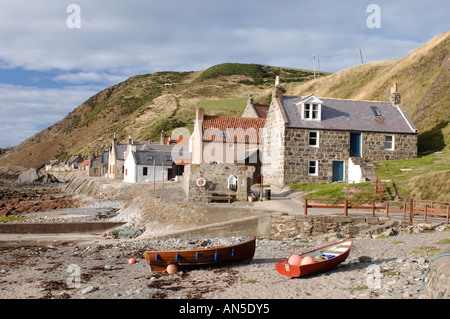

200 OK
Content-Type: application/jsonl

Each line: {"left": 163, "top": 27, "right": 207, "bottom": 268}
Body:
{"left": 16, "top": 168, "right": 59, "bottom": 185}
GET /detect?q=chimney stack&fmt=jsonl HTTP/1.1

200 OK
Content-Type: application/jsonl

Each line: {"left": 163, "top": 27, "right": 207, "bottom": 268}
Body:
{"left": 160, "top": 129, "right": 166, "bottom": 145}
{"left": 273, "top": 76, "right": 283, "bottom": 101}
{"left": 389, "top": 83, "right": 401, "bottom": 105}
{"left": 196, "top": 107, "right": 204, "bottom": 121}
{"left": 128, "top": 133, "right": 133, "bottom": 145}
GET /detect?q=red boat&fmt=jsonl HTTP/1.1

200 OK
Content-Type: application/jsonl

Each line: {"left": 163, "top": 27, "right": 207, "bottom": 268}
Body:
{"left": 276, "top": 239, "right": 353, "bottom": 278}
{"left": 143, "top": 237, "right": 256, "bottom": 273}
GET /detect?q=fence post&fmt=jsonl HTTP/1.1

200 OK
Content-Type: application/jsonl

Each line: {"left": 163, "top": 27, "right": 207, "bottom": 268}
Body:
{"left": 409, "top": 198, "right": 414, "bottom": 234}
{"left": 402, "top": 202, "right": 406, "bottom": 220}
{"left": 447, "top": 205, "right": 449, "bottom": 224}
{"left": 372, "top": 200, "right": 376, "bottom": 217}
{"left": 385, "top": 201, "right": 389, "bottom": 217}
{"left": 424, "top": 204, "right": 427, "bottom": 222}
{"left": 304, "top": 199, "right": 308, "bottom": 216}
{"left": 344, "top": 200, "right": 348, "bottom": 217}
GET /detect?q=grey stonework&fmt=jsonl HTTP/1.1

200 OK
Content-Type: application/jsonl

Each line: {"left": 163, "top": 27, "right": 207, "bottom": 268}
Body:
{"left": 183, "top": 164, "right": 255, "bottom": 202}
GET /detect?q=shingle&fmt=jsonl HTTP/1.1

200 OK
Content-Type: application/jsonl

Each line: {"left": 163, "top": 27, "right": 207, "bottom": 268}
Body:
{"left": 282, "top": 95, "right": 416, "bottom": 133}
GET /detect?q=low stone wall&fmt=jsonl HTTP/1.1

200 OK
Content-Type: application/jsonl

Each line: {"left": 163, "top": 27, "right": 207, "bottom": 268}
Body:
{"left": 268, "top": 214, "right": 406, "bottom": 239}
{"left": 183, "top": 164, "right": 255, "bottom": 202}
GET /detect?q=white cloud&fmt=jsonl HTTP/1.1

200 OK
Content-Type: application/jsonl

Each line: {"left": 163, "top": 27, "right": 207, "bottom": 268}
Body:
{"left": 53, "top": 72, "right": 129, "bottom": 84}
{"left": 0, "top": 83, "right": 97, "bottom": 147}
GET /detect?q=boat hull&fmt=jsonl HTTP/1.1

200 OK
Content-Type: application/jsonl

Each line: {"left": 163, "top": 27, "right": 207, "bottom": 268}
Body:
{"left": 143, "top": 237, "right": 256, "bottom": 273}
{"left": 276, "top": 239, "right": 353, "bottom": 278}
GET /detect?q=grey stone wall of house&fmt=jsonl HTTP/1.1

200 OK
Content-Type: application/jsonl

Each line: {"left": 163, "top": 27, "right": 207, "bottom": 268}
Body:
{"left": 362, "top": 132, "right": 417, "bottom": 161}
{"left": 261, "top": 98, "right": 286, "bottom": 187}
{"left": 283, "top": 128, "right": 350, "bottom": 185}
{"left": 268, "top": 127, "right": 417, "bottom": 186}
{"left": 183, "top": 164, "right": 255, "bottom": 202}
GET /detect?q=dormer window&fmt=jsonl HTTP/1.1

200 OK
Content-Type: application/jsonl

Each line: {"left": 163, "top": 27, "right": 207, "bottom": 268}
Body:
{"left": 304, "top": 103, "right": 319, "bottom": 120}
{"left": 297, "top": 94, "right": 323, "bottom": 121}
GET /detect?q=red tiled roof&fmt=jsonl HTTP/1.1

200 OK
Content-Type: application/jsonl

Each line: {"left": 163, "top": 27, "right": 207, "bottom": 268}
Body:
{"left": 79, "top": 159, "right": 90, "bottom": 167}
{"left": 254, "top": 104, "right": 270, "bottom": 118}
{"left": 202, "top": 116, "right": 265, "bottom": 143}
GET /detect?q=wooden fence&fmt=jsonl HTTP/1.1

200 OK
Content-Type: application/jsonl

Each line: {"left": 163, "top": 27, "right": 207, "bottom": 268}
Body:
{"left": 303, "top": 198, "right": 449, "bottom": 224}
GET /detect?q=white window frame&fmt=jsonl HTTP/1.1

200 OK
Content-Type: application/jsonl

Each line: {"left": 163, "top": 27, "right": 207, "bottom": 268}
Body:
{"left": 308, "top": 160, "right": 318, "bottom": 176}
{"left": 308, "top": 131, "right": 320, "bottom": 147}
{"left": 384, "top": 135, "right": 395, "bottom": 151}
{"left": 302, "top": 103, "right": 322, "bottom": 121}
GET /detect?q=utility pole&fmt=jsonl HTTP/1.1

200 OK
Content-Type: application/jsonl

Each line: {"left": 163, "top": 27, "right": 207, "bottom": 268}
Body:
{"left": 359, "top": 49, "right": 364, "bottom": 64}
{"left": 313, "top": 54, "right": 316, "bottom": 79}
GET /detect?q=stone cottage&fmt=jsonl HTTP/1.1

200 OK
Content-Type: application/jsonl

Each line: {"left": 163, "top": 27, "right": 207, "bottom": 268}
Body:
{"left": 262, "top": 78, "right": 418, "bottom": 187}
{"left": 190, "top": 107, "right": 265, "bottom": 179}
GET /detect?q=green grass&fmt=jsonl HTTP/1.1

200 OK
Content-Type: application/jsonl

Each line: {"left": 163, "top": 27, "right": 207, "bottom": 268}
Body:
{"left": 198, "top": 97, "right": 248, "bottom": 117}
{"left": 0, "top": 217, "right": 28, "bottom": 222}
{"left": 374, "top": 150, "right": 450, "bottom": 201}
{"left": 436, "top": 238, "right": 450, "bottom": 245}
{"left": 290, "top": 182, "right": 375, "bottom": 201}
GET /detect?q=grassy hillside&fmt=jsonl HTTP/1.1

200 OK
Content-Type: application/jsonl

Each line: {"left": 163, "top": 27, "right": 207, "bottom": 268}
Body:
{"left": 0, "top": 64, "right": 319, "bottom": 169}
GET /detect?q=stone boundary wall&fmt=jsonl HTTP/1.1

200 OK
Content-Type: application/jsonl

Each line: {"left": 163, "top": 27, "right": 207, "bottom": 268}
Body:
{"left": 268, "top": 214, "right": 406, "bottom": 239}
{"left": 183, "top": 164, "right": 255, "bottom": 202}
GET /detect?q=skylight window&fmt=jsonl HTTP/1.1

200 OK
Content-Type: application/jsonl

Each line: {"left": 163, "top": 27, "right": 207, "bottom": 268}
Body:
{"left": 370, "top": 106, "right": 381, "bottom": 116}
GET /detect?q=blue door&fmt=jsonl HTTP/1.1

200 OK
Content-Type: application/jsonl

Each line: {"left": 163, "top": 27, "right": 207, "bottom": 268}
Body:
{"left": 332, "top": 161, "right": 344, "bottom": 182}
{"left": 350, "top": 133, "right": 361, "bottom": 157}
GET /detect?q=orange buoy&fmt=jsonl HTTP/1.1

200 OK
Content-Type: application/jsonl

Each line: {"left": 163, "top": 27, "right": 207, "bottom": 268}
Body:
{"left": 166, "top": 264, "right": 178, "bottom": 275}
{"left": 288, "top": 255, "right": 303, "bottom": 266}
{"left": 300, "top": 256, "right": 315, "bottom": 265}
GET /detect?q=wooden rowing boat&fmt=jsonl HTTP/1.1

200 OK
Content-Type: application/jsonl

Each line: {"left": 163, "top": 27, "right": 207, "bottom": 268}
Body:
{"left": 143, "top": 237, "right": 256, "bottom": 273}
{"left": 275, "top": 239, "right": 353, "bottom": 278}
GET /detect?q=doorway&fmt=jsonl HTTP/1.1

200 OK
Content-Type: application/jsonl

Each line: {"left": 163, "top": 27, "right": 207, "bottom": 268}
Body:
{"left": 332, "top": 161, "right": 345, "bottom": 182}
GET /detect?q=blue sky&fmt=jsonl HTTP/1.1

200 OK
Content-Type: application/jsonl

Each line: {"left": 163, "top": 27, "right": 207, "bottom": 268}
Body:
{"left": 0, "top": 0, "right": 448, "bottom": 148}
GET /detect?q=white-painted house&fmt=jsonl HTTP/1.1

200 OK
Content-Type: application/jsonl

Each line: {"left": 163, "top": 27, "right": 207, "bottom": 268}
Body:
{"left": 123, "top": 143, "right": 174, "bottom": 183}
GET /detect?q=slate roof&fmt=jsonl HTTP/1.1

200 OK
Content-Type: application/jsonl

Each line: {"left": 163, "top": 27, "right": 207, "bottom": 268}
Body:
{"left": 281, "top": 95, "right": 417, "bottom": 133}
{"left": 113, "top": 144, "right": 128, "bottom": 160}
{"left": 128, "top": 144, "right": 190, "bottom": 166}
{"left": 202, "top": 115, "right": 266, "bottom": 143}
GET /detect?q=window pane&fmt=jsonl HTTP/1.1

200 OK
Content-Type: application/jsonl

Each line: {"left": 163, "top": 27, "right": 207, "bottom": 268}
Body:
{"left": 384, "top": 135, "right": 393, "bottom": 149}
{"left": 309, "top": 131, "right": 318, "bottom": 146}
{"left": 308, "top": 161, "right": 317, "bottom": 175}
{"left": 312, "top": 104, "right": 318, "bottom": 119}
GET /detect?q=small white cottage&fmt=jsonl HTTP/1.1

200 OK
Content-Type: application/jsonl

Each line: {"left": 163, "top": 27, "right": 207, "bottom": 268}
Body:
{"left": 123, "top": 144, "right": 174, "bottom": 183}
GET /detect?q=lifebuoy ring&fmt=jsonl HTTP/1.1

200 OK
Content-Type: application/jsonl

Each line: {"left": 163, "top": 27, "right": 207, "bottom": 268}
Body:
{"left": 196, "top": 178, "right": 206, "bottom": 187}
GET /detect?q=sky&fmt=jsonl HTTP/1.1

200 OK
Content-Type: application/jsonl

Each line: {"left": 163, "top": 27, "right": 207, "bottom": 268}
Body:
{"left": 0, "top": 0, "right": 448, "bottom": 148}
